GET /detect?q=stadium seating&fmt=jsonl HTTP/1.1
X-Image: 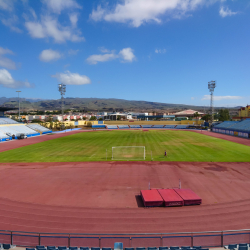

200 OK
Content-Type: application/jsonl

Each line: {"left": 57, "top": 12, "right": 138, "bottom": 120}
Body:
{"left": 214, "top": 120, "right": 250, "bottom": 133}
{"left": 92, "top": 125, "right": 106, "bottom": 129}
{"left": 26, "top": 244, "right": 250, "bottom": 250}
{"left": 0, "top": 130, "right": 10, "bottom": 140}
{"left": 106, "top": 125, "right": 118, "bottom": 129}
{"left": 175, "top": 125, "right": 188, "bottom": 129}
{"left": 0, "top": 125, "right": 38, "bottom": 137}
{"left": 129, "top": 125, "right": 141, "bottom": 128}
{"left": 27, "top": 124, "right": 52, "bottom": 134}
{"left": 213, "top": 121, "right": 238, "bottom": 130}
{"left": 152, "top": 125, "right": 165, "bottom": 128}
{"left": 118, "top": 125, "right": 129, "bottom": 129}
{"left": 141, "top": 125, "right": 153, "bottom": 128}
{"left": 164, "top": 125, "right": 176, "bottom": 129}
{"left": 0, "top": 118, "right": 18, "bottom": 124}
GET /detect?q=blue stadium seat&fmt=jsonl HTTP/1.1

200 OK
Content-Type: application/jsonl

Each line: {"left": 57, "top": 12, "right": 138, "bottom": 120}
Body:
{"left": 125, "top": 248, "right": 135, "bottom": 250}
{"left": 80, "top": 247, "right": 89, "bottom": 250}
{"left": 47, "top": 246, "right": 56, "bottom": 250}
{"left": 136, "top": 248, "right": 145, "bottom": 250}
{"left": 58, "top": 247, "right": 67, "bottom": 250}
{"left": 148, "top": 248, "right": 157, "bottom": 250}
{"left": 91, "top": 248, "right": 100, "bottom": 250}
{"left": 36, "top": 246, "right": 45, "bottom": 250}
{"left": 26, "top": 248, "right": 35, "bottom": 250}
{"left": 170, "top": 247, "right": 179, "bottom": 250}
{"left": 102, "top": 248, "right": 112, "bottom": 250}
{"left": 193, "top": 247, "right": 201, "bottom": 250}
{"left": 3, "top": 244, "right": 11, "bottom": 250}
{"left": 181, "top": 247, "right": 191, "bottom": 250}
{"left": 227, "top": 244, "right": 237, "bottom": 249}
{"left": 69, "top": 247, "right": 78, "bottom": 250}
{"left": 159, "top": 247, "right": 168, "bottom": 250}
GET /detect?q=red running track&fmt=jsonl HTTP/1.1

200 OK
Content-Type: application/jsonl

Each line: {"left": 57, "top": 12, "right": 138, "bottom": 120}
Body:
{"left": 0, "top": 161, "right": 250, "bottom": 234}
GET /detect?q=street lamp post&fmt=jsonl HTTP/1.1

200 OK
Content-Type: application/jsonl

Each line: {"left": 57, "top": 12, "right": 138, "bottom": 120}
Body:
{"left": 16, "top": 91, "right": 21, "bottom": 120}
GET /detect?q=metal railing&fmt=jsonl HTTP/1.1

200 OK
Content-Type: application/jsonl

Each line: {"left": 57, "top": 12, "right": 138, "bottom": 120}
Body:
{"left": 0, "top": 229, "right": 250, "bottom": 248}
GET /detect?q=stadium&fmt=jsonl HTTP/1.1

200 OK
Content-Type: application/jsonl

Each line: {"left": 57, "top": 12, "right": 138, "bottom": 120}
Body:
{"left": 0, "top": 0, "right": 249, "bottom": 250}
{"left": 0, "top": 108, "right": 250, "bottom": 249}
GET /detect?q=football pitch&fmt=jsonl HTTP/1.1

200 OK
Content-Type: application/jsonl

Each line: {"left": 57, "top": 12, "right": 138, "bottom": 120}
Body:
{"left": 0, "top": 130, "right": 250, "bottom": 162}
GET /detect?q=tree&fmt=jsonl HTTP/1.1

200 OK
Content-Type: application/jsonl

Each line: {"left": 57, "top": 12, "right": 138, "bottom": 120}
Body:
{"left": 193, "top": 112, "right": 199, "bottom": 124}
{"left": 201, "top": 114, "right": 211, "bottom": 122}
{"left": 90, "top": 116, "right": 97, "bottom": 120}
{"left": 218, "top": 109, "right": 230, "bottom": 122}
{"left": 117, "top": 115, "right": 121, "bottom": 120}
{"left": 98, "top": 117, "right": 103, "bottom": 121}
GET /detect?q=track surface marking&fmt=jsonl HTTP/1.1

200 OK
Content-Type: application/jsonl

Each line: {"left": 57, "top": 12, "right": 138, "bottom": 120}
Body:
{"left": 0, "top": 161, "right": 250, "bottom": 233}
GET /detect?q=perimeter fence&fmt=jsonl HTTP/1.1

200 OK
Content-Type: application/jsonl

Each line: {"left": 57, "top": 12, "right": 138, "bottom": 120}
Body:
{"left": 1, "top": 229, "right": 250, "bottom": 248}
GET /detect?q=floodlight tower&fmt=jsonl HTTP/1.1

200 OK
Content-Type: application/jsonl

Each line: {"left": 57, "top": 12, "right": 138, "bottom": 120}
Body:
{"left": 16, "top": 90, "right": 21, "bottom": 120}
{"left": 58, "top": 83, "right": 66, "bottom": 115}
{"left": 208, "top": 80, "right": 216, "bottom": 126}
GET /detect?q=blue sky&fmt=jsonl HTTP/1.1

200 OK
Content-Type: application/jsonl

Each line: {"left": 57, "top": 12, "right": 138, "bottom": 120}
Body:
{"left": 0, "top": 0, "right": 249, "bottom": 107}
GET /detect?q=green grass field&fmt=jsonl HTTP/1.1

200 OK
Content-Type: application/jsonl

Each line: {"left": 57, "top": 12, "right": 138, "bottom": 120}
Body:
{"left": 0, "top": 130, "right": 249, "bottom": 162}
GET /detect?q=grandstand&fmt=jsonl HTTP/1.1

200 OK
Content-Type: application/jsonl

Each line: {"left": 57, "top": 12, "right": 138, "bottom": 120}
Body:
{"left": 0, "top": 117, "right": 19, "bottom": 124}
{"left": 27, "top": 124, "right": 52, "bottom": 134}
{"left": 141, "top": 125, "right": 153, "bottom": 128}
{"left": 129, "top": 125, "right": 141, "bottom": 128}
{"left": 213, "top": 120, "right": 250, "bottom": 138}
{"left": 106, "top": 125, "right": 118, "bottom": 129}
{"left": 118, "top": 125, "right": 129, "bottom": 129}
{"left": 0, "top": 107, "right": 52, "bottom": 141}
{"left": 175, "top": 125, "right": 188, "bottom": 129}
{"left": 164, "top": 125, "right": 176, "bottom": 129}
{"left": 152, "top": 125, "right": 165, "bottom": 128}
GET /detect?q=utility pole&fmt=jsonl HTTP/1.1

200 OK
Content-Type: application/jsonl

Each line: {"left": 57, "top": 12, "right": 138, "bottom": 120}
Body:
{"left": 58, "top": 84, "right": 66, "bottom": 116}
{"left": 16, "top": 90, "right": 21, "bottom": 120}
{"left": 208, "top": 81, "right": 216, "bottom": 127}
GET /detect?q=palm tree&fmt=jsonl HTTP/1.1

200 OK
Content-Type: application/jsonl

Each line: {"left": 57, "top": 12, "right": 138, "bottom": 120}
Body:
{"left": 193, "top": 112, "right": 199, "bottom": 125}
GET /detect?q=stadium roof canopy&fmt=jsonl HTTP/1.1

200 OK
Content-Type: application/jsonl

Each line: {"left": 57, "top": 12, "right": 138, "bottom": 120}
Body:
{"left": 172, "top": 109, "right": 204, "bottom": 117}
{"left": 0, "top": 107, "right": 18, "bottom": 112}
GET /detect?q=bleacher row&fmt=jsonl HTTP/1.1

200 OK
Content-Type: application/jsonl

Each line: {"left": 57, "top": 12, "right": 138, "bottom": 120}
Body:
{"left": 24, "top": 246, "right": 210, "bottom": 250}
{"left": 0, "top": 118, "right": 52, "bottom": 142}
{"left": 92, "top": 125, "right": 190, "bottom": 129}
{"left": 214, "top": 120, "right": 250, "bottom": 133}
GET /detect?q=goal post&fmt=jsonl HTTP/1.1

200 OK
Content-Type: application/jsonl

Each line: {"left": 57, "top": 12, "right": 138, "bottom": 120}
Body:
{"left": 112, "top": 146, "right": 145, "bottom": 160}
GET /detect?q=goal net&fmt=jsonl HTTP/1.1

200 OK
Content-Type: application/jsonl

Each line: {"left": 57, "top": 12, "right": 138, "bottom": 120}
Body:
{"left": 112, "top": 146, "right": 145, "bottom": 160}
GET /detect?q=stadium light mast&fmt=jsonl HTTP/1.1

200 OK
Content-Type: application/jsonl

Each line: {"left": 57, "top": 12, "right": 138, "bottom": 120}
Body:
{"left": 16, "top": 90, "right": 21, "bottom": 120}
{"left": 58, "top": 83, "right": 66, "bottom": 116}
{"left": 208, "top": 80, "right": 216, "bottom": 126}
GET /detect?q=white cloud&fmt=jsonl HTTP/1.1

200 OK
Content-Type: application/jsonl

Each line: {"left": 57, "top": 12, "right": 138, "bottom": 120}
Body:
{"left": 86, "top": 47, "right": 136, "bottom": 64}
{"left": 219, "top": 6, "right": 238, "bottom": 17}
{"left": 0, "top": 69, "right": 33, "bottom": 88}
{"left": 0, "top": 47, "right": 16, "bottom": 70}
{"left": 52, "top": 71, "right": 91, "bottom": 85}
{"left": 98, "top": 47, "right": 110, "bottom": 53}
{"left": 119, "top": 48, "right": 136, "bottom": 62}
{"left": 86, "top": 53, "right": 118, "bottom": 65}
{"left": 191, "top": 97, "right": 195, "bottom": 100}
{"left": 42, "top": 0, "right": 81, "bottom": 14}
{"left": 69, "top": 13, "right": 78, "bottom": 28}
{"left": 155, "top": 48, "right": 166, "bottom": 54}
{"left": 90, "top": 0, "right": 217, "bottom": 27}
{"left": 39, "top": 49, "right": 62, "bottom": 62}
{"left": 25, "top": 15, "right": 84, "bottom": 43}
{"left": 1, "top": 15, "right": 22, "bottom": 33}
{"left": 0, "top": 0, "right": 14, "bottom": 11}
{"left": 202, "top": 95, "right": 243, "bottom": 101}
{"left": 68, "top": 49, "right": 79, "bottom": 55}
